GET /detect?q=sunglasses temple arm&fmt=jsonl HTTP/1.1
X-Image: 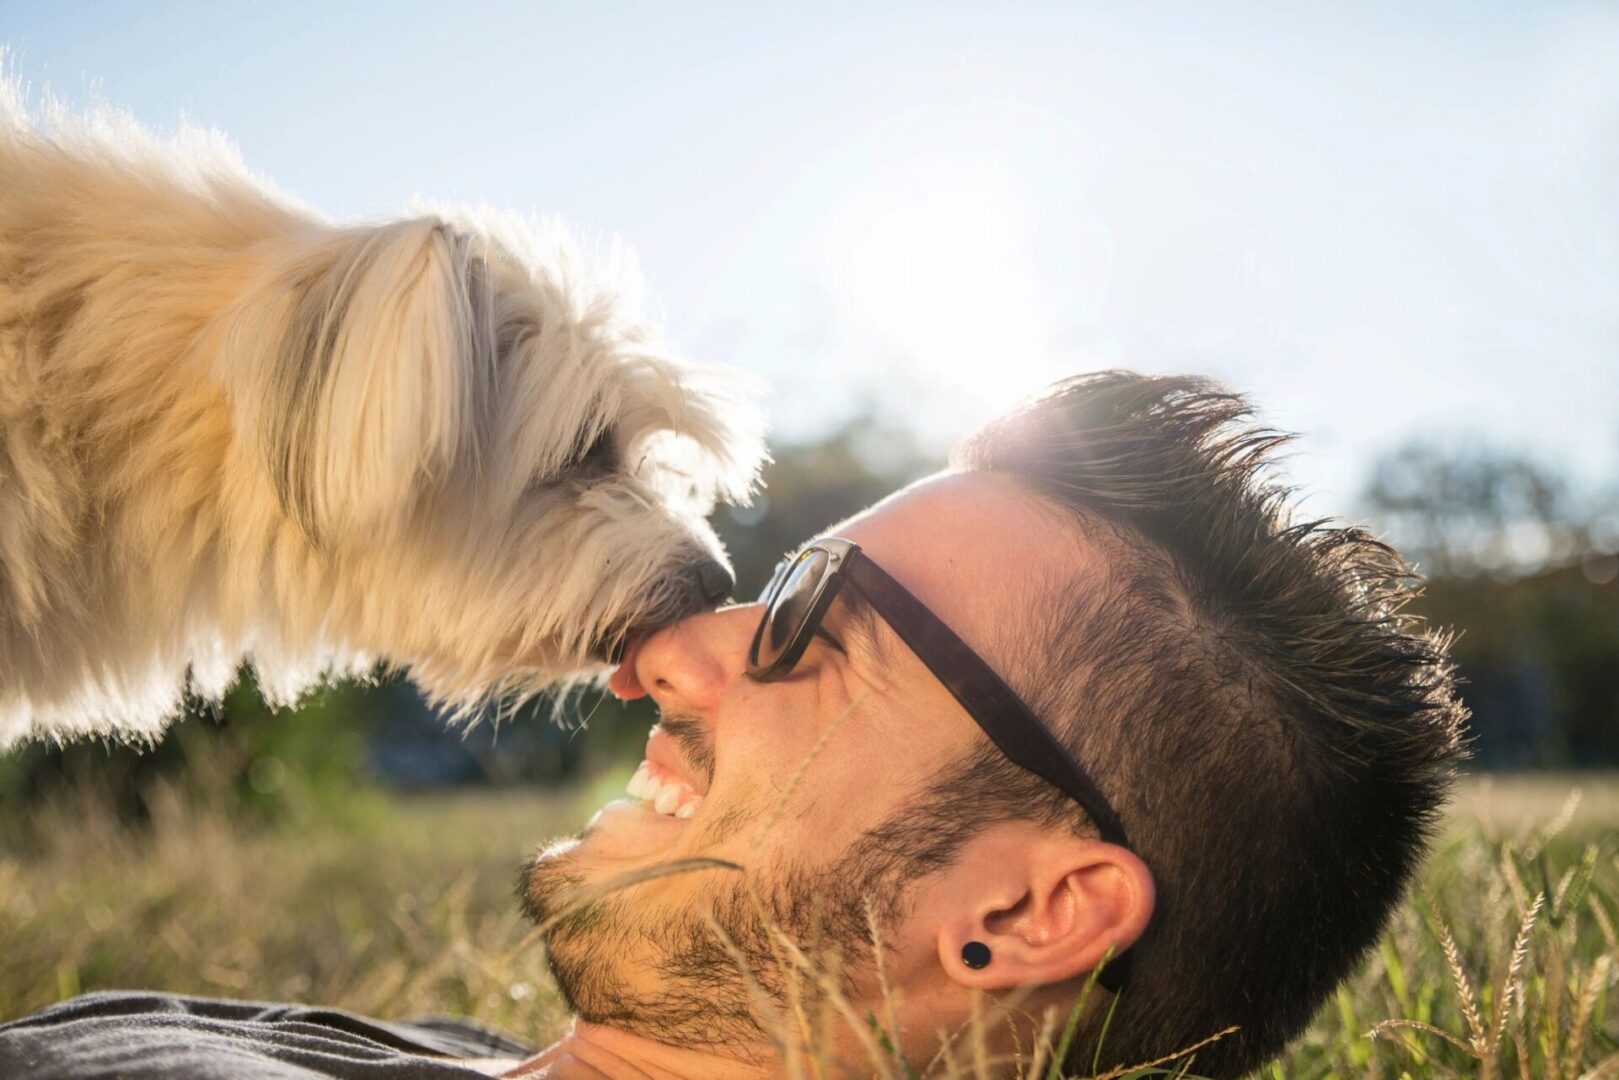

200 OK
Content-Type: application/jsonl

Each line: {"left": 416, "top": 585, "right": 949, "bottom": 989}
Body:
{"left": 843, "top": 553, "right": 1136, "bottom": 993}
{"left": 843, "top": 553, "right": 1131, "bottom": 849}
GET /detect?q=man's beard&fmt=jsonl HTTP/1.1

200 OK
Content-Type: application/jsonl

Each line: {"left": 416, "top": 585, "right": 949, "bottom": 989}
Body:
{"left": 516, "top": 724, "right": 1024, "bottom": 1054}
{"left": 517, "top": 824, "right": 907, "bottom": 1054}
{"left": 514, "top": 711, "right": 987, "bottom": 1053}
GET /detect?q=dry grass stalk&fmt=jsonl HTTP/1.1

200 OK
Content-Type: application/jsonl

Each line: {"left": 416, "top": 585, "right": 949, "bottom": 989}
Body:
{"left": 1568, "top": 955, "right": 1613, "bottom": 1077}
{"left": 1525, "top": 789, "right": 1583, "bottom": 862}
{"left": 865, "top": 896, "right": 910, "bottom": 1078}
{"left": 768, "top": 926, "right": 897, "bottom": 1078}
{"left": 1090, "top": 1023, "right": 1238, "bottom": 1080}
{"left": 750, "top": 692, "right": 871, "bottom": 855}
{"left": 1429, "top": 898, "right": 1487, "bottom": 1055}
{"left": 1581, "top": 1051, "right": 1619, "bottom": 1080}
{"left": 1501, "top": 845, "right": 1533, "bottom": 918}
{"left": 1025, "top": 1006, "right": 1059, "bottom": 1080}
{"left": 1491, "top": 890, "right": 1544, "bottom": 1052}
{"left": 1589, "top": 892, "right": 1618, "bottom": 952}
{"left": 1546, "top": 931, "right": 1567, "bottom": 1080}
{"left": 1367, "top": 1017, "right": 1473, "bottom": 1056}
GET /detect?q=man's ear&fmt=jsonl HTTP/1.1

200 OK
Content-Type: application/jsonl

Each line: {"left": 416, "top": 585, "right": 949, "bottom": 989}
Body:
{"left": 923, "top": 822, "right": 1154, "bottom": 992}
{"left": 215, "top": 218, "right": 492, "bottom": 543}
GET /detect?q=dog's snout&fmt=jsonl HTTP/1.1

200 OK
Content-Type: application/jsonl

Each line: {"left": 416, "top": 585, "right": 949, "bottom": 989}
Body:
{"left": 695, "top": 558, "right": 734, "bottom": 605}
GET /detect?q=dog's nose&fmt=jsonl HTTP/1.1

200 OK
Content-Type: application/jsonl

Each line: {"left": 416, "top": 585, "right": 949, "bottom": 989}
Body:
{"left": 695, "top": 558, "right": 734, "bottom": 605}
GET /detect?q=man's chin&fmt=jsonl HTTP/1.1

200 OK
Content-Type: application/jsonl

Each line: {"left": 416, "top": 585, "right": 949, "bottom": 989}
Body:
{"left": 516, "top": 840, "right": 586, "bottom": 931}
{"left": 516, "top": 813, "right": 894, "bottom": 1056}
{"left": 515, "top": 803, "right": 695, "bottom": 966}
{"left": 516, "top": 786, "right": 701, "bottom": 941}
{"left": 518, "top": 838, "right": 733, "bottom": 1047}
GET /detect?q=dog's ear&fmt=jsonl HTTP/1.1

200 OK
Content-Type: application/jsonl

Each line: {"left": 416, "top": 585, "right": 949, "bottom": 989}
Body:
{"left": 217, "top": 218, "right": 491, "bottom": 542}
{"left": 615, "top": 359, "right": 766, "bottom": 514}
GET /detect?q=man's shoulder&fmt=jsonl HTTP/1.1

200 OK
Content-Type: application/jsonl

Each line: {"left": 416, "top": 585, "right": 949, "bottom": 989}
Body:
{"left": 0, "top": 990, "right": 533, "bottom": 1079}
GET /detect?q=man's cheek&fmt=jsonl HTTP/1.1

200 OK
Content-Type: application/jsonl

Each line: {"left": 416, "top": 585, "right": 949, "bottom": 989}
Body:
{"left": 690, "top": 774, "right": 771, "bottom": 847}
{"left": 695, "top": 804, "right": 752, "bottom": 847}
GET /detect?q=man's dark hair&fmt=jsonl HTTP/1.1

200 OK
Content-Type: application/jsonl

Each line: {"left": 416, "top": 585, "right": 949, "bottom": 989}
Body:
{"left": 855, "top": 371, "right": 1467, "bottom": 1077}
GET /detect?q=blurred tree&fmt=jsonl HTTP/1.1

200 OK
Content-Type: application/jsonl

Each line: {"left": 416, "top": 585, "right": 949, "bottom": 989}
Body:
{"left": 716, "top": 408, "right": 938, "bottom": 597}
{"left": 1361, "top": 438, "right": 1619, "bottom": 767}
{"left": 1361, "top": 440, "right": 1589, "bottom": 578}
{"left": 0, "top": 669, "right": 382, "bottom": 832}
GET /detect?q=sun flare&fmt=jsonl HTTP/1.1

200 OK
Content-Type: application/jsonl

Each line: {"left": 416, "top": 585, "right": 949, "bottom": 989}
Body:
{"left": 814, "top": 166, "right": 1112, "bottom": 428}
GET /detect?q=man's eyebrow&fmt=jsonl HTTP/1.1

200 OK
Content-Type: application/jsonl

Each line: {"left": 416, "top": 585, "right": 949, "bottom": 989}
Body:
{"left": 833, "top": 588, "right": 892, "bottom": 669}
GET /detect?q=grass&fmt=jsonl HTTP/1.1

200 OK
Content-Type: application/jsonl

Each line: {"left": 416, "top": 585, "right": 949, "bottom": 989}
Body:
{"left": 1276, "top": 779, "right": 1619, "bottom": 1079}
{"left": 2, "top": 770, "right": 1616, "bottom": 1078}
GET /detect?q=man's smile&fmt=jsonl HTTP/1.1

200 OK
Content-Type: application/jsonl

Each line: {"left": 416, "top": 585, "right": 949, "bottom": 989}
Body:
{"left": 644, "top": 723, "right": 711, "bottom": 796}
{"left": 578, "top": 789, "right": 695, "bottom": 863}
{"left": 625, "top": 758, "right": 702, "bottom": 819}
{"left": 574, "top": 725, "right": 713, "bottom": 865}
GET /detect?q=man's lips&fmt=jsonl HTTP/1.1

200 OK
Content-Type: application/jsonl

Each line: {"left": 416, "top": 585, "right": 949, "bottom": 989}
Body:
{"left": 645, "top": 725, "right": 708, "bottom": 797}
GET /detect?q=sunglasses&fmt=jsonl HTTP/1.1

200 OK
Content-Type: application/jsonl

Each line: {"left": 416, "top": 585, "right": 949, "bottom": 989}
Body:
{"left": 746, "top": 536, "right": 1134, "bottom": 992}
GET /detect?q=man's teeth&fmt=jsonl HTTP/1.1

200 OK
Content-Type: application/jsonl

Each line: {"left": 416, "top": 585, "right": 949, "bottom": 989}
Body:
{"left": 625, "top": 761, "right": 702, "bottom": 820}
{"left": 627, "top": 763, "right": 657, "bottom": 800}
{"left": 654, "top": 785, "right": 682, "bottom": 815}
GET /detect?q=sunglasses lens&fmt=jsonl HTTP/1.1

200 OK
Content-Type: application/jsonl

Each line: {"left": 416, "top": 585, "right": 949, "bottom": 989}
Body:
{"left": 755, "top": 549, "right": 830, "bottom": 670}
{"left": 756, "top": 559, "right": 790, "bottom": 604}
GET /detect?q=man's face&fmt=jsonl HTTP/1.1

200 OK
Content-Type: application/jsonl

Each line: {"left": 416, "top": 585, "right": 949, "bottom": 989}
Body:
{"left": 519, "top": 470, "right": 1094, "bottom": 1051}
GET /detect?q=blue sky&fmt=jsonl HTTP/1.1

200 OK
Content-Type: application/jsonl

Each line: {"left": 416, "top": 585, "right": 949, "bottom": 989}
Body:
{"left": 5, "top": 1, "right": 1617, "bottom": 515}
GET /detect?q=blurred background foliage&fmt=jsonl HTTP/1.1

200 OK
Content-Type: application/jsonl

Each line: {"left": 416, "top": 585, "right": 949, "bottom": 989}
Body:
{"left": 1360, "top": 439, "right": 1619, "bottom": 768}
{"left": 0, "top": 415, "right": 1614, "bottom": 821}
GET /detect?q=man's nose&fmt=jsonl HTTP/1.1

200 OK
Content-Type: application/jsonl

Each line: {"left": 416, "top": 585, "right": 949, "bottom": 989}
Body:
{"left": 608, "top": 603, "right": 759, "bottom": 707}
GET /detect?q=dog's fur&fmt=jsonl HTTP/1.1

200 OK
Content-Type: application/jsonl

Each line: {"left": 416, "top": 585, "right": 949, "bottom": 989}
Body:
{"left": 0, "top": 83, "right": 764, "bottom": 749}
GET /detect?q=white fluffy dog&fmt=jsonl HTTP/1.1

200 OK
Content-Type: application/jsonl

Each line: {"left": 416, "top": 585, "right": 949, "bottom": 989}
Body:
{"left": 0, "top": 86, "right": 763, "bottom": 749}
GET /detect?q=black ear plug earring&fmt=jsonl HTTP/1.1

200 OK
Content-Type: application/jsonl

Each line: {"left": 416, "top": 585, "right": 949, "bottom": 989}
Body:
{"left": 961, "top": 941, "right": 992, "bottom": 969}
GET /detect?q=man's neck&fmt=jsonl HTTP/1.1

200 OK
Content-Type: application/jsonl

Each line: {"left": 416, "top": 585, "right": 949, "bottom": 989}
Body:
{"left": 501, "top": 1021, "right": 774, "bottom": 1080}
